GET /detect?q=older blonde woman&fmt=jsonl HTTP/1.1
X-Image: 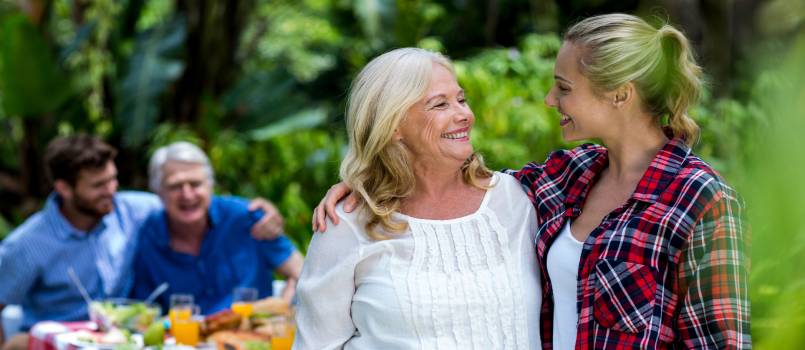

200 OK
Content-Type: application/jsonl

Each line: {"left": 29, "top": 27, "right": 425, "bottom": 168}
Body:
{"left": 292, "top": 48, "right": 542, "bottom": 349}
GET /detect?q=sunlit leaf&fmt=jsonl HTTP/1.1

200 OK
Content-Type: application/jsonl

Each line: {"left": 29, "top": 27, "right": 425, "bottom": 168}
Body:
{"left": 249, "top": 107, "right": 328, "bottom": 141}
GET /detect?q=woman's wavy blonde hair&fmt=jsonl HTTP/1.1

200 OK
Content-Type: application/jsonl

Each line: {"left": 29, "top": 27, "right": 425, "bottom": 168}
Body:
{"left": 340, "top": 47, "right": 492, "bottom": 240}
{"left": 565, "top": 13, "right": 703, "bottom": 145}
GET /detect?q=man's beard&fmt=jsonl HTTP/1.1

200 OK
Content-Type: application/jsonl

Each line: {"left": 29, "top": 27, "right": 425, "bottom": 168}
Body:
{"left": 71, "top": 193, "right": 113, "bottom": 219}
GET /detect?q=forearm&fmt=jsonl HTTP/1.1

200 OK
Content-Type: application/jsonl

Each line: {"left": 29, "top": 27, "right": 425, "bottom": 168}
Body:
{"left": 280, "top": 277, "right": 297, "bottom": 304}
{"left": 276, "top": 251, "right": 303, "bottom": 303}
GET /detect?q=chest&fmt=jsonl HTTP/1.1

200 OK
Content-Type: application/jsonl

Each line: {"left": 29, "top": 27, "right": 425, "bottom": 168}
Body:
{"left": 352, "top": 215, "right": 535, "bottom": 349}
{"left": 170, "top": 236, "right": 203, "bottom": 256}
{"left": 537, "top": 198, "right": 698, "bottom": 272}
{"left": 571, "top": 178, "right": 636, "bottom": 240}
{"left": 34, "top": 239, "right": 105, "bottom": 303}
{"left": 400, "top": 187, "right": 486, "bottom": 220}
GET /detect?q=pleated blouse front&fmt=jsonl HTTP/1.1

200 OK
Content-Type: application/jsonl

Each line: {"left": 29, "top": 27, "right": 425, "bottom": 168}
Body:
{"left": 293, "top": 173, "right": 542, "bottom": 350}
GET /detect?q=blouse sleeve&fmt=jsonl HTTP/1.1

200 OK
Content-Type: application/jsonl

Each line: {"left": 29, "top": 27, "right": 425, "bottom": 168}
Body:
{"left": 676, "top": 189, "right": 751, "bottom": 349}
{"left": 293, "top": 208, "right": 363, "bottom": 350}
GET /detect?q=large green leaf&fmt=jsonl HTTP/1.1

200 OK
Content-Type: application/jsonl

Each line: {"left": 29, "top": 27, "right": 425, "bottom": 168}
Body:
{"left": 116, "top": 17, "right": 185, "bottom": 147}
{"left": 221, "top": 69, "right": 311, "bottom": 131}
{"left": 249, "top": 107, "right": 327, "bottom": 141}
{"left": 0, "top": 14, "right": 72, "bottom": 116}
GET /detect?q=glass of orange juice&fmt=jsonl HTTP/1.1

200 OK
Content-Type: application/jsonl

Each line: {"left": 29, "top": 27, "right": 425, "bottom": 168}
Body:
{"left": 173, "top": 316, "right": 201, "bottom": 346}
{"left": 268, "top": 314, "right": 295, "bottom": 350}
{"left": 169, "top": 294, "right": 194, "bottom": 331}
{"left": 231, "top": 287, "right": 257, "bottom": 319}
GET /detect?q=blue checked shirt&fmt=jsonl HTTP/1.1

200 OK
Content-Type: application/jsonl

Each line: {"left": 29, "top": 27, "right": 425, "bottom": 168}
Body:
{"left": 0, "top": 191, "right": 161, "bottom": 330}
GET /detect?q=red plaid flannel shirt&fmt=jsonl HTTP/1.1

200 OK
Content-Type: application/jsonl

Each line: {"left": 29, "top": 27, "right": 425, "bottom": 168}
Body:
{"left": 509, "top": 138, "right": 750, "bottom": 349}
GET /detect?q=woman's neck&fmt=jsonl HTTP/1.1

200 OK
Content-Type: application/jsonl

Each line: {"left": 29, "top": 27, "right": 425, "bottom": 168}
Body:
{"left": 409, "top": 161, "right": 468, "bottom": 200}
{"left": 400, "top": 160, "right": 488, "bottom": 219}
{"left": 602, "top": 118, "right": 668, "bottom": 182}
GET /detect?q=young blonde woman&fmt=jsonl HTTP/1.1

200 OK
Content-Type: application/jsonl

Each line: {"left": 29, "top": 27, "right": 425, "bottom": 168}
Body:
{"left": 293, "top": 48, "right": 542, "bottom": 349}
{"left": 314, "top": 14, "right": 750, "bottom": 349}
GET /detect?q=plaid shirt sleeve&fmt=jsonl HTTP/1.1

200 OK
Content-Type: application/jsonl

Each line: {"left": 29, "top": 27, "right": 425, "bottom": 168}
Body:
{"left": 676, "top": 186, "right": 751, "bottom": 349}
{"left": 503, "top": 162, "right": 544, "bottom": 207}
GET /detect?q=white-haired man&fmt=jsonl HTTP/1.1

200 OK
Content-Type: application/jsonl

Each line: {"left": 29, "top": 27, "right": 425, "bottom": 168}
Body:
{"left": 131, "top": 142, "right": 303, "bottom": 314}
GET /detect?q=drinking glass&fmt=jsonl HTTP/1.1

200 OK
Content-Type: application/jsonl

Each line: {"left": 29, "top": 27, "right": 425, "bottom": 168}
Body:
{"left": 231, "top": 287, "right": 258, "bottom": 319}
{"left": 173, "top": 314, "right": 201, "bottom": 346}
{"left": 169, "top": 294, "right": 194, "bottom": 330}
{"left": 267, "top": 313, "right": 295, "bottom": 350}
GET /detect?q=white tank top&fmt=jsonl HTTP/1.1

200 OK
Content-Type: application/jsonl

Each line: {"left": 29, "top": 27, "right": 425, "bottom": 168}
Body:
{"left": 547, "top": 221, "right": 584, "bottom": 350}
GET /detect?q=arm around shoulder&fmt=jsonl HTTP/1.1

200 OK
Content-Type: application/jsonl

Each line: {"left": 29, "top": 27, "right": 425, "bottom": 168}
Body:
{"left": 293, "top": 208, "right": 363, "bottom": 350}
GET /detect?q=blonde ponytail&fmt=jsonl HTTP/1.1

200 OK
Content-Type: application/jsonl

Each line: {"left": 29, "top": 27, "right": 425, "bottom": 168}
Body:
{"left": 565, "top": 14, "right": 703, "bottom": 145}
{"left": 656, "top": 25, "right": 702, "bottom": 145}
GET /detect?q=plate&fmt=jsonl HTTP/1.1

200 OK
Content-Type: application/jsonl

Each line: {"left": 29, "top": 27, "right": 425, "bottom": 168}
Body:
{"left": 56, "top": 331, "right": 143, "bottom": 349}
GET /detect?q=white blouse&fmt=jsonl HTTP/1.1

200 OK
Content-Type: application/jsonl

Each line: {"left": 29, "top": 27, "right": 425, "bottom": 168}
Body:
{"left": 293, "top": 172, "right": 542, "bottom": 350}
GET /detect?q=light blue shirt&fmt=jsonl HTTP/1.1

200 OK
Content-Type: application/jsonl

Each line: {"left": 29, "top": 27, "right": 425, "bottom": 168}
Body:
{"left": 0, "top": 191, "right": 161, "bottom": 330}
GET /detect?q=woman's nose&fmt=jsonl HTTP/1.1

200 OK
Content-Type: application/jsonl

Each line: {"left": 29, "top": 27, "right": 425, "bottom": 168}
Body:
{"left": 545, "top": 86, "right": 558, "bottom": 107}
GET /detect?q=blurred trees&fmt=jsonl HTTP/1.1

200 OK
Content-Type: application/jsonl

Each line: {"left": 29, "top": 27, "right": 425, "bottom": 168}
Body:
{"left": 0, "top": 0, "right": 802, "bottom": 346}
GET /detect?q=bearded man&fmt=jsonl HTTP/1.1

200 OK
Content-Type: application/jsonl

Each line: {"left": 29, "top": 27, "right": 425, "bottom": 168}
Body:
{"left": 0, "top": 135, "right": 284, "bottom": 350}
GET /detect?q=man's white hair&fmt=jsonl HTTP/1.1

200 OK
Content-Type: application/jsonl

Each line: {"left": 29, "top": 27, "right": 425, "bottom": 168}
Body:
{"left": 148, "top": 141, "right": 215, "bottom": 192}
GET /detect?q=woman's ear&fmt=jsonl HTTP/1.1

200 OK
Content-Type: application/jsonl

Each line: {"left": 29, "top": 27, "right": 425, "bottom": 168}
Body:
{"left": 612, "top": 83, "right": 634, "bottom": 108}
{"left": 392, "top": 128, "right": 403, "bottom": 142}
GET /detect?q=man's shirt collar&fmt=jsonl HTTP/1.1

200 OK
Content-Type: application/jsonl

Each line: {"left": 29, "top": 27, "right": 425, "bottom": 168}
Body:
{"left": 44, "top": 193, "right": 109, "bottom": 240}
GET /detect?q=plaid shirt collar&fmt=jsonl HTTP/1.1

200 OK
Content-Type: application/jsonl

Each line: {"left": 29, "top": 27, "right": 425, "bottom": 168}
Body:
{"left": 564, "top": 137, "right": 691, "bottom": 213}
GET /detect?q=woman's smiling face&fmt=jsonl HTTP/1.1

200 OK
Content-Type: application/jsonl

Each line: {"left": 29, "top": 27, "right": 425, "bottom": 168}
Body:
{"left": 545, "top": 42, "right": 615, "bottom": 142}
{"left": 398, "top": 62, "right": 475, "bottom": 168}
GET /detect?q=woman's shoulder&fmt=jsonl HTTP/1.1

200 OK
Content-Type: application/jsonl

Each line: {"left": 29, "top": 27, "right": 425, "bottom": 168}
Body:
{"left": 489, "top": 172, "right": 534, "bottom": 209}
{"left": 494, "top": 171, "right": 526, "bottom": 192}
{"left": 314, "top": 203, "right": 369, "bottom": 245}
{"left": 304, "top": 203, "right": 370, "bottom": 269}
{"left": 677, "top": 154, "right": 741, "bottom": 202}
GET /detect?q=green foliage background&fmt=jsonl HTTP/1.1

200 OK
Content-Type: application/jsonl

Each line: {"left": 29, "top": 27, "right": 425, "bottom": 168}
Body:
{"left": 0, "top": 0, "right": 802, "bottom": 346}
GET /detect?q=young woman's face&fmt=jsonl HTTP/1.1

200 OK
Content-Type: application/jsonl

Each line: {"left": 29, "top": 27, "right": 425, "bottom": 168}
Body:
{"left": 545, "top": 42, "right": 614, "bottom": 142}
{"left": 398, "top": 63, "right": 475, "bottom": 168}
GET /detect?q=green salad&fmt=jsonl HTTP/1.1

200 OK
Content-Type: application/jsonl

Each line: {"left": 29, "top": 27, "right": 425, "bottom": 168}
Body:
{"left": 90, "top": 299, "right": 161, "bottom": 333}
